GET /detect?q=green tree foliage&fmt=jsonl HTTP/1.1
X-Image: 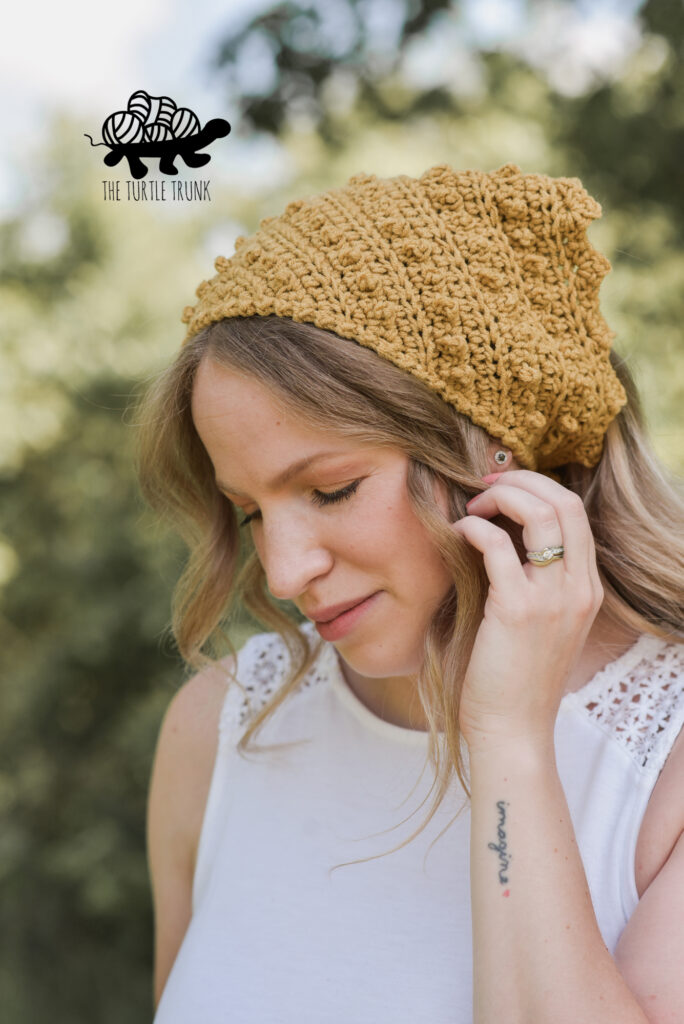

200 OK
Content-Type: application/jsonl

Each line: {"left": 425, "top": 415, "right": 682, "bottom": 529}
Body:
{"left": 557, "top": 0, "right": 684, "bottom": 219}
{"left": 211, "top": 0, "right": 458, "bottom": 145}
{"left": 0, "top": 382, "right": 178, "bottom": 1023}
{"left": 2, "top": 2, "right": 682, "bottom": 1020}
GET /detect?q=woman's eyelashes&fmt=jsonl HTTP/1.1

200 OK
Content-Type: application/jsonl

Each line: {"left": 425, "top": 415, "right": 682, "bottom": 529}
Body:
{"left": 238, "top": 479, "right": 362, "bottom": 528}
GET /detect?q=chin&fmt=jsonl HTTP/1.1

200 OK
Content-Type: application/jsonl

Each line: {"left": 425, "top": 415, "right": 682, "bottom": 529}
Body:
{"left": 337, "top": 639, "right": 424, "bottom": 679}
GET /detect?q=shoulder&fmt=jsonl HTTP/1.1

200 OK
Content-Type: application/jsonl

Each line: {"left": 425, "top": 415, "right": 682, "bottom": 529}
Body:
{"left": 147, "top": 653, "right": 237, "bottom": 1007}
{"left": 632, "top": 636, "right": 684, "bottom": 895}
{"left": 642, "top": 634, "right": 684, "bottom": 763}
{"left": 148, "top": 654, "right": 236, "bottom": 876}
{"left": 147, "top": 623, "right": 331, "bottom": 1004}
{"left": 647, "top": 635, "right": 684, "bottom": 815}
{"left": 148, "top": 620, "right": 326, "bottom": 858}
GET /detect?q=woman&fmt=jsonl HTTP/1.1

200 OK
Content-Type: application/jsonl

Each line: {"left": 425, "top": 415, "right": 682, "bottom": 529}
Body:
{"left": 138, "top": 163, "right": 684, "bottom": 1023}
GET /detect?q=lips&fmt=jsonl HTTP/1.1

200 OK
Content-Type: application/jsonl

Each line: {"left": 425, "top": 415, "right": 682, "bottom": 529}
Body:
{"left": 308, "top": 593, "right": 377, "bottom": 623}
{"left": 314, "top": 592, "right": 381, "bottom": 641}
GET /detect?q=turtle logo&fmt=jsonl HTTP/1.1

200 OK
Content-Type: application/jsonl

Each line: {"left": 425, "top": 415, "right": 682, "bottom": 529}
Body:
{"left": 85, "top": 90, "right": 231, "bottom": 179}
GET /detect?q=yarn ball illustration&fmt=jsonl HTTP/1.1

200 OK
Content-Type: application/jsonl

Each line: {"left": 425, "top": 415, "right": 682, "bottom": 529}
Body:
{"left": 144, "top": 123, "right": 174, "bottom": 143}
{"left": 171, "top": 107, "right": 201, "bottom": 138}
{"left": 102, "top": 110, "right": 144, "bottom": 145}
{"left": 127, "top": 90, "right": 152, "bottom": 122}
{"left": 155, "top": 95, "right": 177, "bottom": 128}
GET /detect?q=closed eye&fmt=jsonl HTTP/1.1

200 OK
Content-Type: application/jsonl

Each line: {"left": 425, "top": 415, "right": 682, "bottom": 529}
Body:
{"left": 239, "top": 479, "right": 362, "bottom": 528}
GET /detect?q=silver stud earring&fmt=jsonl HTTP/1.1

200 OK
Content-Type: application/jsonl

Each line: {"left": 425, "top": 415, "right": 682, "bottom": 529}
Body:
{"left": 494, "top": 450, "right": 508, "bottom": 465}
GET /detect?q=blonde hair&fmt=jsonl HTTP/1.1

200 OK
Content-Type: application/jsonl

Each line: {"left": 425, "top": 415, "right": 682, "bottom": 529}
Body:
{"left": 135, "top": 315, "right": 684, "bottom": 864}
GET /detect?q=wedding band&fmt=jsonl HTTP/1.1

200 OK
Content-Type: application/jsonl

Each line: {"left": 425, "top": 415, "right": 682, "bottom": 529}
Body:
{"left": 525, "top": 545, "right": 564, "bottom": 566}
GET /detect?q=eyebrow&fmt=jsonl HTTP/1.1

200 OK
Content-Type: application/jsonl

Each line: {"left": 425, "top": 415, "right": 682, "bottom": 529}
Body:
{"left": 216, "top": 450, "right": 356, "bottom": 498}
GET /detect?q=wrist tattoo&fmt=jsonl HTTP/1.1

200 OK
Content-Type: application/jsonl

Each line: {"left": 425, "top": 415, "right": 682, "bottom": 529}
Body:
{"left": 487, "top": 799, "right": 512, "bottom": 886}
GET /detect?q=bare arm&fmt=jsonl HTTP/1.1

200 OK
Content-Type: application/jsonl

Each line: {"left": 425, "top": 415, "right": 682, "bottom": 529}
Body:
{"left": 468, "top": 736, "right": 652, "bottom": 1024}
{"left": 451, "top": 470, "right": 671, "bottom": 1021}
{"left": 146, "top": 658, "right": 233, "bottom": 1010}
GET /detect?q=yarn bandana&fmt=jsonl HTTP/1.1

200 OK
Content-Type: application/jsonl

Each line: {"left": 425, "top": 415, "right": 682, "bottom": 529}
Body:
{"left": 180, "top": 162, "right": 627, "bottom": 471}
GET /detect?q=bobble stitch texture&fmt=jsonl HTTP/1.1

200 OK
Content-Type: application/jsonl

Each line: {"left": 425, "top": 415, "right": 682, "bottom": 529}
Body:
{"left": 180, "top": 162, "right": 628, "bottom": 471}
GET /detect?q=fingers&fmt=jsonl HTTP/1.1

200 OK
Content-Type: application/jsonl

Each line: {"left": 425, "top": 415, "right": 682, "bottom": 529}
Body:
{"left": 463, "top": 470, "right": 591, "bottom": 579}
{"left": 452, "top": 513, "right": 529, "bottom": 594}
{"left": 466, "top": 485, "right": 562, "bottom": 556}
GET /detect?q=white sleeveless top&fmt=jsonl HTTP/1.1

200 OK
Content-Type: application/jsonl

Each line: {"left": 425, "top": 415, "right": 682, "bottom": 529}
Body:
{"left": 154, "top": 622, "right": 684, "bottom": 1024}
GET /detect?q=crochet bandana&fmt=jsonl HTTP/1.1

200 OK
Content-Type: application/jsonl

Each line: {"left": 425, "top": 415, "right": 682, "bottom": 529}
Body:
{"left": 180, "top": 162, "right": 627, "bottom": 472}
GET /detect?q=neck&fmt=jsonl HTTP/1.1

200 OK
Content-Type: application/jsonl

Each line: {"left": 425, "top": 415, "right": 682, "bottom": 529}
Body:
{"left": 336, "top": 610, "right": 642, "bottom": 733}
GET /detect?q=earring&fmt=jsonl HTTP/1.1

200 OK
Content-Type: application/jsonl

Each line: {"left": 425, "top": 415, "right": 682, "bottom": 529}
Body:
{"left": 494, "top": 450, "right": 509, "bottom": 465}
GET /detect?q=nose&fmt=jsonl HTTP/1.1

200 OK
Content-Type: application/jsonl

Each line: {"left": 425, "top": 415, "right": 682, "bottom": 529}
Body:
{"left": 257, "top": 512, "right": 334, "bottom": 602}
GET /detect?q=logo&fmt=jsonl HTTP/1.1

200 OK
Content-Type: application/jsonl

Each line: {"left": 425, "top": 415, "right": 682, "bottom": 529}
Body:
{"left": 84, "top": 90, "right": 231, "bottom": 180}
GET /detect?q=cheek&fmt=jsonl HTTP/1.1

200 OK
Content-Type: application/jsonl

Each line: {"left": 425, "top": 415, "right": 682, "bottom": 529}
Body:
{"left": 363, "top": 491, "right": 441, "bottom": 571}
{"left": 357, "top": 489, "right": 409, "bottom": 545}
{"left": 397, "top": 495, "right": 453, "bottom": 586}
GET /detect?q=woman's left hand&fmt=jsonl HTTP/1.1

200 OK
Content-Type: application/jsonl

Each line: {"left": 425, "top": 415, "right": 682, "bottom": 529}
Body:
{"left": 449, "top": 470, "right": 604, "bottom": 750}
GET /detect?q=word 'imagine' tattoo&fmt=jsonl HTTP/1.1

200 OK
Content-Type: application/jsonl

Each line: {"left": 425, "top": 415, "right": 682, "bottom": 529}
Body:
{"left": 487, "top": 800, "right": 512, "bottom": 885}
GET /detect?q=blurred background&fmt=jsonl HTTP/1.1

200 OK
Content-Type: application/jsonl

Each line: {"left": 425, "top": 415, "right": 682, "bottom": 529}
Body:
{"left": 2, "top": 0, "right": 683, "bottom": 1019}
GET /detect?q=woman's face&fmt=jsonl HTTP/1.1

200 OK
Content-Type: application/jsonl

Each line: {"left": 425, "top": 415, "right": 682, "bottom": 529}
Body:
{"left": 191, "top": 356, "right": 454, "bottom": 682}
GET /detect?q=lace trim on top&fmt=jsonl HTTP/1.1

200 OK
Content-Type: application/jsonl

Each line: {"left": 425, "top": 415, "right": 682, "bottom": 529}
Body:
{"left": 218, "top": 621, "right": 329, "bottom": 739}
{"left": 220, "top": 624, "right": 684, "bottom": 774}
{"left": 562, "top": 633, "right": 684, "bottom": 773}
